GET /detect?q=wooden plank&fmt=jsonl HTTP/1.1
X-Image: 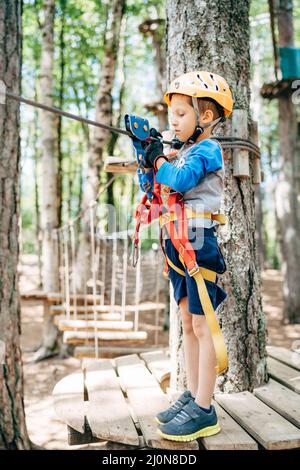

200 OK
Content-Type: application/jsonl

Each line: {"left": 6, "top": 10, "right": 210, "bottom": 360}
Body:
{"left": 50, "top": 302, "right": 166, "bottom": 314}
{"left": 203, "top": 401, "right": 258, "bottom": 450}
{"left": 20, "top": 289, "right": 47, "bottom": 300}
{"left": 254, "top": 378, "right": 300, "bottom": 429}
{"left": 268, "top": 356, "right": 300, "bottom": 394}
{"left": 119, "top": 302, "right": 166, "bottom": 312}
{"left": 63, "top": 331, "right": 147, "bottom": 345}
{"left": 67, "top": 424, "right": 103, "bottom": 446}
{"left": 57, "top": 319, "right": 134, "bottom": 332}
{"left": 54, "top": 313, "right": 122, "bottom": 322}
{"left": 50, "top": 305, "right": 120, "bottom": 314}
{"left": 83, "top": 359, "right": 140, "bottom": 446}
{"left": 52, "top": 371, "right": 85, "bottom": 434}
{"left": 74, "top": 345, "right": 160, "bottom": 359}
{"left": 215, "top": 391, "right": 300, "bottom": 449}
{"left": 166, "top": 389, "right": 257, "bottom": 450}
{"left": 267, "top": 345, "right": 300, "bottom": 372}
{"left": 140, "top": 350, "right": 171, "bottom": 392}
{"left": 232, "top": 109, "right": 250, "bottom": 178}
{"left": 115, "top": 354, "right": 198, "bottom": 451}
{"left": 104, "top": 157, "right": 137, "bottom": 174}
{"left": 47, "top": 292, "right": 103, "bottom": 302}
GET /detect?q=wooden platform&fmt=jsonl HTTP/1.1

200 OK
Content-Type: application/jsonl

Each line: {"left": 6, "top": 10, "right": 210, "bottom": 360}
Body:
{"left": 103, "top": 156, "right": 137, "bottom": 174}
{"left": 52, "top": 346, "right": 300, "bottom": 450}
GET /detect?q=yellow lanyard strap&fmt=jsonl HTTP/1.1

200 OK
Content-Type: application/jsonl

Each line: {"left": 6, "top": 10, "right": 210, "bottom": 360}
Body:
{"left": 165, "top": 255, "right": 228, "bottom": 375}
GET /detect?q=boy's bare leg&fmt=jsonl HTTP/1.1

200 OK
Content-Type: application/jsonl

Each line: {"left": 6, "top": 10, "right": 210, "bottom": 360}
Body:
{"left": 192, "top": 315, "right": 217, "bottom": 409}
{"left": 179, "top": 297, "right": 199, "bottom": 398}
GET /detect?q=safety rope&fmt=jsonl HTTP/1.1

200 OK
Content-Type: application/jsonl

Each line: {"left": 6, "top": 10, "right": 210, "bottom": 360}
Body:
{"left": 121, "top": 234, "right": 128, "bottom": 322}
{"left": 63, "top": 229, "right": 71, "bottom": 321}
{"left": 89, "top": 204, "right": 99, "bottom": 359}
{"left": 69, "top": 222, "right": 78, "bottom": 320}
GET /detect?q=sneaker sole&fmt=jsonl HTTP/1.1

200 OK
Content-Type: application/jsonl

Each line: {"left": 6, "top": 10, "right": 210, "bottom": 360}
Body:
{"left": 156, "top": 422, "right": 221, "bottom": 442}
{"left": 155, "top": 417, "right": 162, "bottom": 425}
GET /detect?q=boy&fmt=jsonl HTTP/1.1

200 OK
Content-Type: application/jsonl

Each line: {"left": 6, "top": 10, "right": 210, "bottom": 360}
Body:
{"left": 142, "top": 70, "right": 233, "bottom": 442}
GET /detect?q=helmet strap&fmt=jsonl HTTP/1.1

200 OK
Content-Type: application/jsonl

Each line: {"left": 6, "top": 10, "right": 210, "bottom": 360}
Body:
{"left": 187, "top": 96, "right": 223, "bottom": 144}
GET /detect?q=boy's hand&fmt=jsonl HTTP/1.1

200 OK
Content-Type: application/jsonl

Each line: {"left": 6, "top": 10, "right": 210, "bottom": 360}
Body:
{"left": 142, "top": 128, "right": 165, "bottom": 169}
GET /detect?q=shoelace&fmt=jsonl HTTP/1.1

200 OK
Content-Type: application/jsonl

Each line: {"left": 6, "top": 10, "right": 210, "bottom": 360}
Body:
{"left": 170, "top": 400, "right": 183, "bottom": 412}
{"left": 174, "top": 409, "right": 191, "bottom": 423}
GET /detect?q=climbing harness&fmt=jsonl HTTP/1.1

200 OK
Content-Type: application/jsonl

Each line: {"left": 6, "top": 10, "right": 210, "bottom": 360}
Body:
{"left": 131, "top": 173, "right": 228, "bottom": 375}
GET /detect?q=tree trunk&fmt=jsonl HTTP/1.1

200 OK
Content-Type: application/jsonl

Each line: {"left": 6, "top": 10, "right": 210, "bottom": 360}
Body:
{"left": 0, "top": 0, "right": 31, "bottom": 449}
{"left": 275, "top": 0, "right": 300, "bottom": 323}
{"left": 107, "top": 13, "right": 127, "bottom": 212}
{"left": 76, "top": 0, "right": 126, "bottom": 291}
{"left": 38, "top": 0, "right": 60, "bottom": 359}
{"left": 33, "top": 90, "right": 43, "bottom": 288}
{"left": 56, "top": 0, "right": 67, "bottom": 227}
{"left": 139, "top": 19, "right": 168, "bottom": 131}
{"left": 166, "top": 0, "right": 268, "bottom": 393}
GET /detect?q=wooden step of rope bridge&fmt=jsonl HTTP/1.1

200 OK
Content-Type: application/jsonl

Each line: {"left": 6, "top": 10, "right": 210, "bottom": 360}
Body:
{"left": 49, "top": 301, "right": 166, "bottom": 315}
{"left": 56, "top": 318, "right": 135, "bottom": 332}
{"left": 73, "top": 345, "right": 165, "bottom": 359}
{"left": 63, "top": 330, "right": 148, "bottom": 345}
{"left": 21, "top": 290, "right": 105, "bottom": 317}
{"left": 52, "top": 346, "right": 300, "bottom": 450}
{"left": 54, "top": 313, "right": 122, "bottom": 326}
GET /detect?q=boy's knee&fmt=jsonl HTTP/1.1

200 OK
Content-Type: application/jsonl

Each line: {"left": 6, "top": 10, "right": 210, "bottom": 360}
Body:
{"left": 192, "top": 316, "right": 210, "bottom": 338}
{"left": 179, "top": 299, "right": 193, "bottom": 334}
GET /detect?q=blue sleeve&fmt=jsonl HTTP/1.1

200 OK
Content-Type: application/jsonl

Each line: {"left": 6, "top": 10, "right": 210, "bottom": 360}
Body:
{"left": 155, "top": 139, "right": 223, "bottom": 193}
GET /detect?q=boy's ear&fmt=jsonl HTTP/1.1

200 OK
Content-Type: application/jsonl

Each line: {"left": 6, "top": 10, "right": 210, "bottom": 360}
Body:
{"left": 201, "top": 109, "right": 214, "bottom": 123}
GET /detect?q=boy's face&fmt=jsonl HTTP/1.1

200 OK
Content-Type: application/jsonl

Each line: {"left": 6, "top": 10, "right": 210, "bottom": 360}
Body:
{"left": 169, "top": 94, "right": 197, "bottom": 142}
{"left": 169, "top": 94, "right": 213, "bottom": 142}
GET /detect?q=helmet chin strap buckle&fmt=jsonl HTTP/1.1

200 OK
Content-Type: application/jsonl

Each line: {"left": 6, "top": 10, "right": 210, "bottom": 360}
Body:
{"left": 187, "top": 125, "right": 203, "bottom": 144}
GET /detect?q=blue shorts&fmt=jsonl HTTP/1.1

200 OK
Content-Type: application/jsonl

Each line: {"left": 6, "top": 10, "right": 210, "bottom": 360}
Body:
{"left": 164, "top": 226, "right": 227, "bottom": 315}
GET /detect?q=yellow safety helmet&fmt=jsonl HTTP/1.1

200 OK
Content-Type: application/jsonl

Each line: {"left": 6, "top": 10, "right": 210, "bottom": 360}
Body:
{"left": 164, "top": 71, "right": 233, "bottom": 118}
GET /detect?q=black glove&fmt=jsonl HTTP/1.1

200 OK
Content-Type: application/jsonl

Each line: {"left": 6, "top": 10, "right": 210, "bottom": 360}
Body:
{"left": 142, "top": 128, "right": 164, "bottom": 169}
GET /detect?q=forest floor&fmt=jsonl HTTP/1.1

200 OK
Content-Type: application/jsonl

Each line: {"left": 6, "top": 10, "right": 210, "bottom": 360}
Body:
{"left": 19, "top": 255, "right": 300, "bottom": 450}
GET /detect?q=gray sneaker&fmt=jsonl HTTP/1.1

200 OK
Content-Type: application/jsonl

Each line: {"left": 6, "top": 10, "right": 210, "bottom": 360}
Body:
{"left": 155, "top": 391, "right": 195, "bottom": 425}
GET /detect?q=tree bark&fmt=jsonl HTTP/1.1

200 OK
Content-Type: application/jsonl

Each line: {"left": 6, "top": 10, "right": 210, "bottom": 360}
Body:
{"left": 139, "top": 19, "right": 168, "bottom": 131}
{"left": 56, "top": 0, "right": 67, "bottom": 227}
{"left": 76, "top": 0, "right": 126, "bottom": 291}
{"left": 166, "top": 0, "right": 268, "bottom": 393}
{"left": 107, "top": 13, "right": 127, "bottom": 213}
{"left": 38, "top": 0, "right": 60, "bottom": 358}
{"left": 275, "top": 0, "right": 300, "bottom": 323}
{"left": 0, "top": 0, "right": 31, "bottom": 449}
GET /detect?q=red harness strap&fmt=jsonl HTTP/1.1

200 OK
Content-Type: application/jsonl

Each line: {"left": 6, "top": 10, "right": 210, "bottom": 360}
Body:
{"left": 131, "top": 180, "right": 164, "bottom": 266}
{"left": 132, "top": 179, "right": 198, "bottom": 277}
{"left": 165, "top": 192, "right": 199, "bottom": 277}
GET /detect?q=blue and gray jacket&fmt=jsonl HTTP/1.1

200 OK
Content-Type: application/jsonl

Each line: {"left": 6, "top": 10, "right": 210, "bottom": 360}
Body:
{"left": 155, "top": 138, "right": 224, "bottom": 229}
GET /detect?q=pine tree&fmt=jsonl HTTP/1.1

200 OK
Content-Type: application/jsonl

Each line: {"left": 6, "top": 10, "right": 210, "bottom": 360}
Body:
{"left": 166, "top": 0, "right": 268, "bottom": 392}
{"left": 0, "top": 0, "right": 31, "bottom": 449}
